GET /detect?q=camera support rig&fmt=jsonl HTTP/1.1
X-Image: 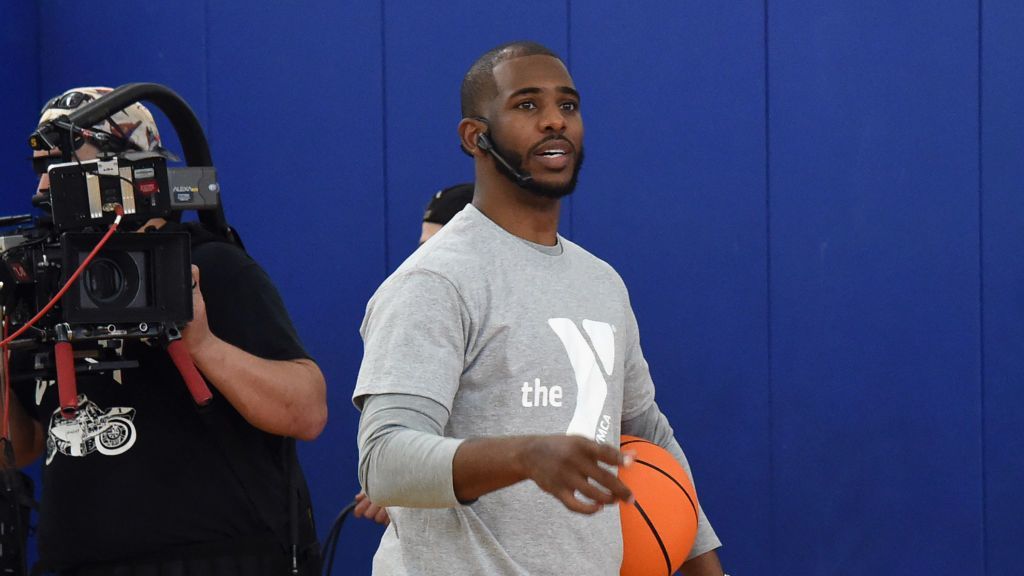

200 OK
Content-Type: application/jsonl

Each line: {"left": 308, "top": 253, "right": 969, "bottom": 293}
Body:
{"left": 3, "top": 83, "right": 238, "bottom": 417}
{"left": 52, "top": 321, "right": 211, "bottom": 418}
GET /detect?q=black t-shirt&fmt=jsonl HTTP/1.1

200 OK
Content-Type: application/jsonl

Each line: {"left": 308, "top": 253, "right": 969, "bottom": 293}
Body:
{"left": 13, "top": 229, "right": 318, "bottom": 570}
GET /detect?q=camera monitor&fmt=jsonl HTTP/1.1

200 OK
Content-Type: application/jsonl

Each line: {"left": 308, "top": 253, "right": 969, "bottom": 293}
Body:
{"left": 47, "top": 154, "right": 172, "bottom": 232}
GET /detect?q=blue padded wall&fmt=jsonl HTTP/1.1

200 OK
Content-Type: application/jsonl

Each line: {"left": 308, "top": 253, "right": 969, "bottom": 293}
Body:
{"left": 982, "top": 1, "right": 1024, "bottom": 574}
{"left": 36, "top": 0, "right": 209, "bottom": 159}
{"left": 2, "top": 1, "right": 1023, "bottom": 574}
{"left": 571, "top": 4, "right": 769, "bottom": 574}
{"left": 204, "top": 3, "right": 387, "bottom": 571}
{"left": 0, "top": 2, "right": 39, "bottom": 215}
{"left": 769, "top": 1, "right": 982, "bottom": 572}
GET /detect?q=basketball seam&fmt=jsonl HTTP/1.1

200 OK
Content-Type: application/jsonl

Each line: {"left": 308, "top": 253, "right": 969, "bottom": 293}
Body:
{"left": 635, "top": 459, "right": 699, "bottom": 530}
{"left": 632, "top": 500, "right": 672, "bottom": 576}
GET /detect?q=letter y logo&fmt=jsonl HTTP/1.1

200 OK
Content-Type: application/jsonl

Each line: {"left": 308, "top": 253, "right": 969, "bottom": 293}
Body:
{"left": 547, "top": 319, "right": 615, "bottom": 439}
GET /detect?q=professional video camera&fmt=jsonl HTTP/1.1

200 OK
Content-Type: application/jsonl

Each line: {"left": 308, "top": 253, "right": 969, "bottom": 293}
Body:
{"left": 1, "top": 152, "right": 218, "bottom": 329}
{"left": 0, "top": 84, "right": 234, "bottom": 418}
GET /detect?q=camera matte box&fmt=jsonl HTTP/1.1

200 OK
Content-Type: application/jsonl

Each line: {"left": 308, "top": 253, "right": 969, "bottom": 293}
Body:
{"left": 61, "top": 232, "right": 192, "bottom": 325}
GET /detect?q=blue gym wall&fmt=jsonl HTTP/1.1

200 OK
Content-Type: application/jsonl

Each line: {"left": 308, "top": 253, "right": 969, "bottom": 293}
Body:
{"left": 1, "top": 1, "right": 1022, "bottom": 574}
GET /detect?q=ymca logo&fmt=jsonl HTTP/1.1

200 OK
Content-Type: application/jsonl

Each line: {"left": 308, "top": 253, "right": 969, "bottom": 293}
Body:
{"left": 547, "top": 318, "right": 615, "bottom": 442}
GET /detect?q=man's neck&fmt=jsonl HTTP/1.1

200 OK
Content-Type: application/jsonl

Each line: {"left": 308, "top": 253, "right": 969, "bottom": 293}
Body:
{"left": 472, "top": 180, "right": 560, "bottom": 246}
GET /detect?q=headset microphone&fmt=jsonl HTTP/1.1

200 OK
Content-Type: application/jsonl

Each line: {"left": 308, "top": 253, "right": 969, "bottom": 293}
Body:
{"left": 476, "top": 132, "right": 534, "bottom": 186}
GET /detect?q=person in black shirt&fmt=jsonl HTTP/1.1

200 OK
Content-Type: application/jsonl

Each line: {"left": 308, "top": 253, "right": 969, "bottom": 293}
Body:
{"left": 9, "top": 87, "right": 327, "bottom": 575}
{"left": 419, "top": 183, "right": 474, "bottom": 245}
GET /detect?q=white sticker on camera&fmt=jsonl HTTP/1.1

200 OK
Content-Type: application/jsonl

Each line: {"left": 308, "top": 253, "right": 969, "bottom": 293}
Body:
{"left": 97, "top": 159, "right": 119, "bottom": 176}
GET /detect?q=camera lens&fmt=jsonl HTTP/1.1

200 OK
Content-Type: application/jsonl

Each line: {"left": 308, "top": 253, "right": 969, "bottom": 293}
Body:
{"left": 84, "top": 258, "right": 126, "bottom": 303}
{"left": 65, "top": 233, "right": 174, "bottom": 324}
{"left": 80, "top": 251, "right": 141, "bottom": 309}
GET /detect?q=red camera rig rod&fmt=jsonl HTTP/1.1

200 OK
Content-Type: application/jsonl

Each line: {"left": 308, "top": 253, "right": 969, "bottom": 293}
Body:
{"left": 166, "top": 338, "right": 212, "bottom": 406}
{"left": 54, "top": 324, "right": 77, "bottom": 419}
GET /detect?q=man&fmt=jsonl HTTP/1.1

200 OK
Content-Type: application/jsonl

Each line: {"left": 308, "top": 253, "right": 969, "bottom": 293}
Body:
{"left": 10, "top": 87, "right": 327, "bottom": 574}
{"left": 419, "top": 182, "right": 474, "bottom": 245}
{"left": 354, "top": 43, "right": 725, "bottom": 575}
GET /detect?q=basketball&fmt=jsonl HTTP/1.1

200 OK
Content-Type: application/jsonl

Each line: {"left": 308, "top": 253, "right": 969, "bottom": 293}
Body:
{"left": 618, "top": 435, "right": 699, "bottom": 576}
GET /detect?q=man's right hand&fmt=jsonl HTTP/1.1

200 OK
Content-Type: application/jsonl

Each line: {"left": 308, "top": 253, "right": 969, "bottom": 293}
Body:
{"left": 518, "top": 435, "right": 635, "bottom": 514}
{"left": 453, "top": 435, "right": 635, "bottom": 514}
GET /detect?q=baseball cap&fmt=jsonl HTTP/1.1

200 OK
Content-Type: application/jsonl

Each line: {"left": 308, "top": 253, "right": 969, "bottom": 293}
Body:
{"left": 423, "top": 183, "right": 474, "bottom": 225}
{"left": 38, "top": 86, "right": 162, "bottom": 152}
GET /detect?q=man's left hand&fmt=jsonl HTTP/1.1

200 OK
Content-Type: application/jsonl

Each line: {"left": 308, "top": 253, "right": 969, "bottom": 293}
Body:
{"left": 353, "top": 491, "right": 390, "bottom": 525}
{"left": 182, "top": 265, "right": 215, "bottom": 354}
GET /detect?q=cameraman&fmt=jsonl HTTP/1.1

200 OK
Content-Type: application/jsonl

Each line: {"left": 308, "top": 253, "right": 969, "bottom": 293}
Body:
{"left": 9, "top": 87, "right": 327, "bottom": 575}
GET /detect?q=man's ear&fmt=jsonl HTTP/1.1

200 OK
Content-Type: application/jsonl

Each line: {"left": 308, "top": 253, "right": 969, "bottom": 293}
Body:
{"left": 458, "top": 117, "right": 488, "bottom": 158}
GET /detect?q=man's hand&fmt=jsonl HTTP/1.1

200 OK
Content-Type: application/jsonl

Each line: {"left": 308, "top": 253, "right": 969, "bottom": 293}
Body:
{"left": 453, "top": 435, "right": 635, "bottom": 514}
{"left": 518, "top": 435, "right": 635, "bottom": 514}
{"left": 353, "top": 491, "right": 390, "bottom": 525}
{"left": 179, "top": 263, "right": 327, "bottom": 440}
{"left": 182, "top": 265, "right": 214, "bottom": 354}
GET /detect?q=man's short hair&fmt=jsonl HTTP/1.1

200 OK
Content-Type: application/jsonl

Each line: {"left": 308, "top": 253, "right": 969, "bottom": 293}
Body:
{"left": 39, "top": 86, "right": 162, "bottom": 152}
{"left": 460, "top": 41, "right": 562, "bottom": 118}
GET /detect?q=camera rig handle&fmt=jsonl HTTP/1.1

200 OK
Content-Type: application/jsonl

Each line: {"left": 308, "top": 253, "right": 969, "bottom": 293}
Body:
{"left": 53, "top": 324, "right": 78, "bottom": 419}
{"left": 165, "top": 328, "right": 213, "bottom": 407}
{"left": 52, "top": 323, "right": 212, "bottom": 414}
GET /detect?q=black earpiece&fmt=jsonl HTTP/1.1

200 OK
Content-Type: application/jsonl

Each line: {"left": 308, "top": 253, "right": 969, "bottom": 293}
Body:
{"left": 471, "top": 119, "right": 533, "bottom": 186}
{"left": 476, "top": 132, "right": 492, "bottom": 151}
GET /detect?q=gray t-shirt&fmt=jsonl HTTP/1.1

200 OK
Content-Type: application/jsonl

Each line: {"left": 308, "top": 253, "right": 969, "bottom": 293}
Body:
{"left": 354, "top": 204, "right": 719, "bottom": 575}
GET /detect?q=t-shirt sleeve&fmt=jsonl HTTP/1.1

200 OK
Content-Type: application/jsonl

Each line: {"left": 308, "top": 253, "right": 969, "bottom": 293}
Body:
{"left": 621, "top": 298, "right": 656, "bottom": 421}
{"left": 192, "top": 243, "right": 310, "bottom": 362}
{"left": 622, "top": 403, "right": 722, "bottom": 558}
{"left": 353, "top": 269, "right": 468, "bottom": 413}
{"left": 357, "top": 393, "right": 464, "bottom": 507}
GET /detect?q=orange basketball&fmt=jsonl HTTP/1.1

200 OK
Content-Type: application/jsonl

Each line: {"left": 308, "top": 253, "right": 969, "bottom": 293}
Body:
{"left": 618, "top": 435, "right": 699, "bottom": 576}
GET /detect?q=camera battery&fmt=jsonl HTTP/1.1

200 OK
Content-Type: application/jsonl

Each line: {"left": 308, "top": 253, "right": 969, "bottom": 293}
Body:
{"left": 168, "top": 167, "right": 220, "bottom": 210}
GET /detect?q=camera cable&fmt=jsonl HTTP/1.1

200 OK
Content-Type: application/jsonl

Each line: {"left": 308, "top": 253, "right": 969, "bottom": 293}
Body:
{"left": 0, "top": 205, "right": 125, "bottom": 348}
{"left": 321, "top": 499, "right": 357, "bottom": 576}
{"left": 1, "top": 318, "right": 11, "bottom": 441}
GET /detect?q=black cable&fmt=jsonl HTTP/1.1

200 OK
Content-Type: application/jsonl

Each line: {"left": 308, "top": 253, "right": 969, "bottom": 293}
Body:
{"left": 58, "top": 120, "right": 139, "bottom": 191}
{"left": 68, "top": 120, "right": 82, "bottom": 167}
{"left": 321, "top": 500, "right": 357, "bottom": 576}
{"left": 1, "top": 235, "right": 50, "bottom": 256}
{"left": 286, "top": 438, "right": 298, "bottom": 576}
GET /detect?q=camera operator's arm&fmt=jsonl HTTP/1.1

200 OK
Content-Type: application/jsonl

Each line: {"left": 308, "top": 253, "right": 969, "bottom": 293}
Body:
{"left": 5, "top": 398, "right": 44, "bottom": 467}
{"left": 183, "top": 265, "right": 327, "bottom": 441}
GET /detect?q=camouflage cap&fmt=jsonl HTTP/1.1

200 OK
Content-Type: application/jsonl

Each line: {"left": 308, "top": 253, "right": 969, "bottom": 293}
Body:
{"left": 38, "top": 86, "right": 161, "bottom": 152}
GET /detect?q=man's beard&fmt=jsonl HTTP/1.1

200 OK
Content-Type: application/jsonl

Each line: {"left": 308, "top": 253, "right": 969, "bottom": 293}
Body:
{"left": 490, "top": 138, "right": 585, "bottom": 199}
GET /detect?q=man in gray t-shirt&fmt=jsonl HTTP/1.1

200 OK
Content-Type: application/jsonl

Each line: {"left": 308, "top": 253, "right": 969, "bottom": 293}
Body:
{"left": 354, "top": 41, "right": 725, "bottom": 575}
